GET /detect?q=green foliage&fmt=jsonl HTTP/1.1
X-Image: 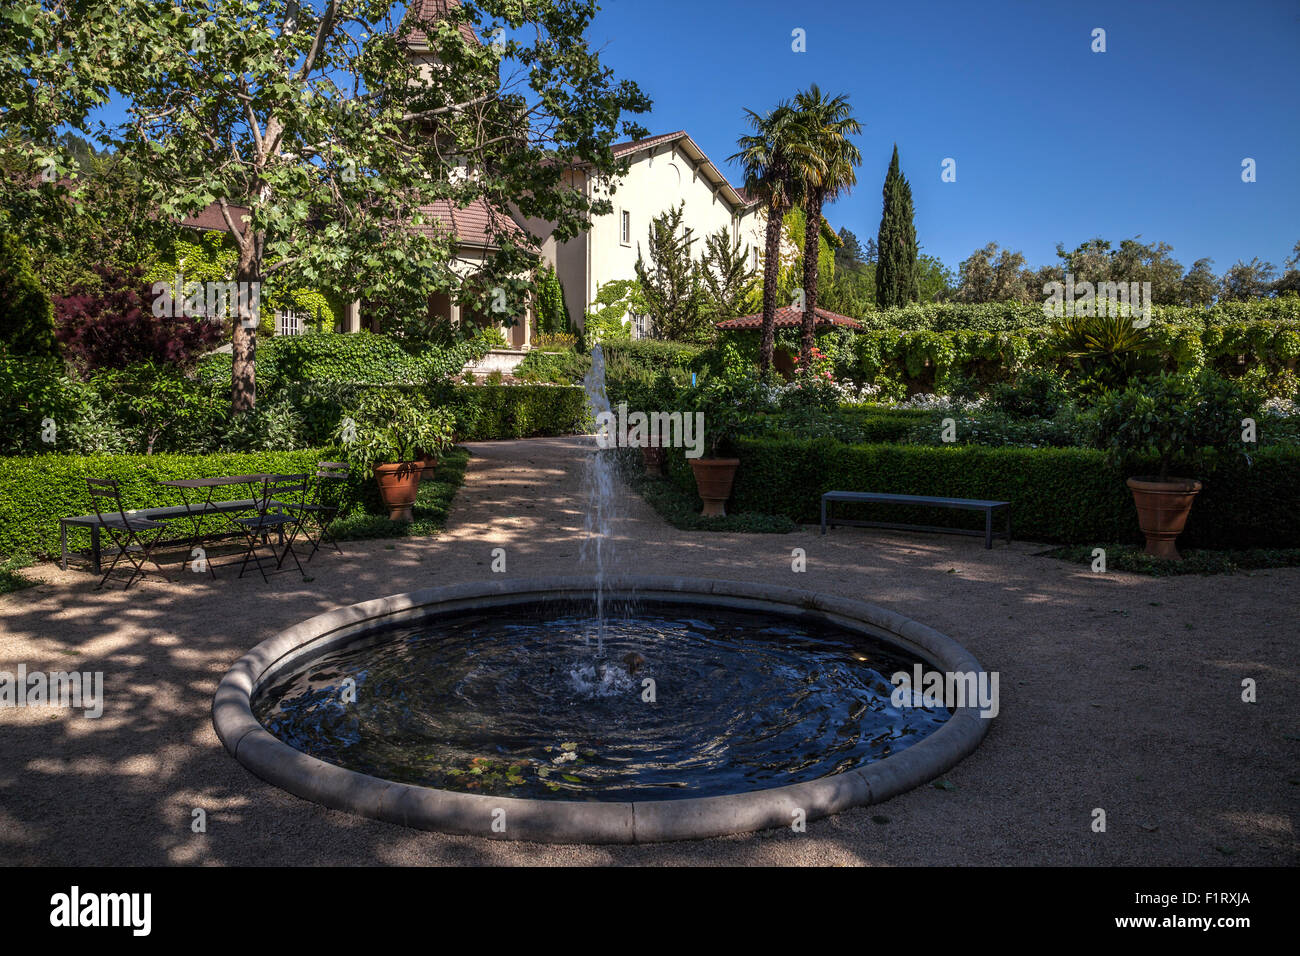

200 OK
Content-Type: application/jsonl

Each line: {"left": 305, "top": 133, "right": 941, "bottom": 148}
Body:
{"left": 215, "top": 394, "right": 306, "bottom": 452}
{"left": 328, "top": 447, "right": 469, "bottom": 543}
{"left": 0, "top": 227, "right": 55, "bottom": 357}
{"left": 515, "top": 348, "right": 591, "bottom": 385}
{"left": 446, "top": 385, "right": 588, "bottom": 440}
{"left": 686, "top": 365, "right": 768, "bottom": 457}
{"left": 0, "top": 148, "right": 165, "bottom": 296}
{"left": 583, "top": 279, "right": 642, "bottom": 344}
{"left": 5, "top": 0, "right": 651, "bottom": 410}
{"left": 479, "top": 325, "right": 510, "bottom": 350}
{"left": 93, "top": 361, "right": 227, "bottom": 455}
{"left": 199, "top": 331, "right": 493, "bottom": 387}
{"left": 876, "top": 145, "right": 919, "bottom": 307}
{"left": 1086, "top": 370, "right": 1263, "bottom": 479}
{"left": 335, "top": 390, "right": 455, "bottom": 470}
{"left": 615, "top": 449, "right": 794, "bottom": 533}
{"left": 755, "top": 406, "right": 928, "bottom": 444}
{"left": 699, "top": 227, "right": 759, "bottom": 323}
{"left": 686, "top": 436, "right": 1300, "bottom": 549}
{"left": 536, "top": 264, "right": 569, "bottom": 334}
{"left": 1045, "top": 543, "right": 1300, "bottom": 576}
{"left": 2, "top": 357, "right": 134, "bottom": 455}
{"left": 0, "top": 552, "right": 36, "bottom": 594}
{"left": 838, "top": 319, "right": 1300, "bottom": 394}
{"left": 0, "top": 447, "right": 368, "bottom": 561}
{"left": 990, "top": 369, "right": 1073, "bottom": 418}
{"left": 634, "top": 203, "right": 708, "bottom": 343}
{"left": 1053, "top": 312, "right": 1161, "bottom": 391}
{"left": 532, "top": 330, "right": 576, "bottom": 351}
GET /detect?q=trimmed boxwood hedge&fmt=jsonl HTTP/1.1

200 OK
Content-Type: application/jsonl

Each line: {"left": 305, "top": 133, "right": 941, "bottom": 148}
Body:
{"left": 662, "top": 438, "right": 1300, "bottom": 549}
{"left": 447, "top": 385, "right": 588, "bottom": 441}
{"left": 0, "top": 448, "right": 371, "bottom": 562}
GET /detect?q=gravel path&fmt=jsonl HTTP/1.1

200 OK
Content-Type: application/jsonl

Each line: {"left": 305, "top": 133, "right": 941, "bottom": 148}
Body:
{"left": 1, "top": 436, "right": 1295, "bottom": 866}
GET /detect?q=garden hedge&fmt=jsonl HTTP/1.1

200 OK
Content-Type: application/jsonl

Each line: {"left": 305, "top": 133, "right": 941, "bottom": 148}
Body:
{"left": 0, "top": 448, "right": 371, "bottom": 562}
{"left": 447, "top": 384, "right": 588, "bottom": 440}
{"left": 842, "top": 321, "right": 1300, "bottom": 391}
{"left": 851, "top": 299, "right": 1300, "bottom": 333}
{"left": 663, "top": 438, "right": 1300, "bottom": 549}
{"left": 195, "top": 331, "right": 492, "bottom": 387}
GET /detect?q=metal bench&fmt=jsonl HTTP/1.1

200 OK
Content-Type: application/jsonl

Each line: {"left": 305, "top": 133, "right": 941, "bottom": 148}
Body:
{"left": 820, "top": 491, "right": 1012, "bottom": 549}
{"left": 60, "top": 499, "right": 258, "bottom": 573}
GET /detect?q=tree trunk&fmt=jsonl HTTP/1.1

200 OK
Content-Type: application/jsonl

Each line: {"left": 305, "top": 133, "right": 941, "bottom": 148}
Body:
{"left": 759, "top": 202, "right": 784, "bottom": 372}
{"left": 232, "top": 256, "right": 259, "bottom": 413}
{"left": 800, "top": 191, "right": 823, "bottom": 368}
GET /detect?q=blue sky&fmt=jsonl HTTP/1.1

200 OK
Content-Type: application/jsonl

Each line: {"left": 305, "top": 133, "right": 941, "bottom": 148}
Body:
{"left": 586, "top": 0, "right": 1300, "bottom": 275}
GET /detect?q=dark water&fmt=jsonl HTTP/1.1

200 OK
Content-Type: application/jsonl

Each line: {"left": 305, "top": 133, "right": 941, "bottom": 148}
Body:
{"left": 252, "top": 604, "right": 950, "bottom": 801}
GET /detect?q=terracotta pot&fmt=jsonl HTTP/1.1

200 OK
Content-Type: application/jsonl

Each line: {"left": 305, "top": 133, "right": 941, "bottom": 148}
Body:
{"left": 689, "top": 457, "right": 739, "bottom": 517}
{"left": 640, "top": 445, "right": 665, "bottom": 476}
{"left": 374, "top": 462, "right": 423, "bottom": 522}
{"left": 416, "top": 450, "right": 439, "bottom": 482}
{"left": 1126, "top": 476, "right": 1202, "bottom": 560}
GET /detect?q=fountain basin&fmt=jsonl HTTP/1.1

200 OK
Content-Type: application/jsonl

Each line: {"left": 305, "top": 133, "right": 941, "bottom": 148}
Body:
{"left": 213, "top": 576, "right": 991, "bottom": 843}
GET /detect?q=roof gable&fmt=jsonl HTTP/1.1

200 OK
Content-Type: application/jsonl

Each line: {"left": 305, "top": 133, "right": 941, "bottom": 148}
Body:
{"left": 600, "top": 131, "right": 761, "bottom": 214}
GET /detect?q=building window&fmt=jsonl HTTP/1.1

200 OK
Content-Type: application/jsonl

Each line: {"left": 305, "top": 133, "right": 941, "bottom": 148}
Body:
{"left": 631, "top": 312, "right": 650, "bottom": 340}
{"left": 752, "top": 247, "right": 760, "bottom": 271}
{"left": 275, "top": 309, "right": 304, "bottom": 336}
{"left": 620, "top": 209, "right": 631, "bottom": 245}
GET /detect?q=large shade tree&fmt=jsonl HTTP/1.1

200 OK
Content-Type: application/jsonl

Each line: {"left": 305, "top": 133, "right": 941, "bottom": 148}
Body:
{"left": 790, "top": 85, "right": 860, "bottom": 366}
{"left": 2, "top": 0, "right": 649, "bottom": 411}
{"left": 730, "top": 101, "right": 810, "bottom": 371}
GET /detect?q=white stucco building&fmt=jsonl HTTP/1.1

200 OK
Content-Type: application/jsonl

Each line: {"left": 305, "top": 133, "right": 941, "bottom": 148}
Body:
{"left": 517, "top": 131, "right": 768, "bottom": 337}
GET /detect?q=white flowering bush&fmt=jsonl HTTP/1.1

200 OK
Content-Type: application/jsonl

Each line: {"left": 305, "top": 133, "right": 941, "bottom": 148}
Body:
{"left": 1261, "top": 396, "right": 1299, "bottom": 418}
{"left": 891, "top": 392, "right": 987, "bottom": 413}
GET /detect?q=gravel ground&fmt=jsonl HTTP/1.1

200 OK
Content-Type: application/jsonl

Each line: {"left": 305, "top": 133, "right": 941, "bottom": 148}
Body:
{"left": 1, "top": 436, "right": 1295, "bottom": 866}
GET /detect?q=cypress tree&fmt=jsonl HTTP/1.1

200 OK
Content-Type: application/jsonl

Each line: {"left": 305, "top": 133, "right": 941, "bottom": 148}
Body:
{"left": 875, "top": 144, "right": 919, "bottom": 307}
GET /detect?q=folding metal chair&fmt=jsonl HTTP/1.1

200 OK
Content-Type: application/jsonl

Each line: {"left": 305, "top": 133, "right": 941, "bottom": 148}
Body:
{"left": 85, "top": 478, "right": 173, "bottom": 590}
{"left": 274, "top": 462, "right": 350, "bottom": 564}
{"left": 235, "top": 475, "right": 310, "bottom": 582}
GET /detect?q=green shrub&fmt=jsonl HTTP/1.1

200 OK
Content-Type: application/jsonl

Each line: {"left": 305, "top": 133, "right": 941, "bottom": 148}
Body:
{"left": 335, "top": 390, "right": 455, "bottom": 470}
{"left": 757, "top": 406, "right": 930, "bottom": 444}
{"left": 657, "top": 437, "right": 1300, "bottom": 549}
{"left": 1086, "top": 370, "right": 1263, "bottom": 479}
{"left": 196, "top": 331, "right": 493, "bottom": 387}
{"left": 533, "top": 331, "right": 576, "bottom": 351}
{"left": 536, "top": 265, "right": 570, "bottom": 334}
{"left": 0, "top": 228, "right": 56, "bottom": 358}
{"left": 990, "top": 368, "right": 1072, "bottom": 418}
{"left": 850, "top": 299, "right": 1300, "bottom": 334}
{"left": 838, "top": 321, "right": 1299, "bottom": 395}
{"left": 516, "top": 348, "right": 590, "bottom": 384}
{"left": 447, "top": 385, "right": 587, "bottom": 440}
{"left": 0, "top": 448, "right": 369, "bottom": 561}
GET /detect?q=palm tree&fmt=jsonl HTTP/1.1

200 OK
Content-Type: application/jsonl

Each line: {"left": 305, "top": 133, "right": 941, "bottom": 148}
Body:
{"left": 791, "top": 86, "right": 862, "bottom": 367}
{"left": 729, "top": 102, "right": 811, "bottom": 372}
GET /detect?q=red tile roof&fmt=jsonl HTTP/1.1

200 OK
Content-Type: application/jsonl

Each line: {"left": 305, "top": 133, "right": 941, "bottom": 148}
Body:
{"left": 401, "top": 0, "right": 481, "bottom": 48}
{"left": 610, "top": 131, "right": 689, "bottom": 157}
{"left": 414, "top": 197, "right": 528, "bottom": 249}
{"left": 715, "top": 307, "right": 863, "bottom": 330}
{"left": 181, "top": 196, "right": 528, "bottom": 251}
{"left": 180, "top": 202, "right": 250, "bottom": 236}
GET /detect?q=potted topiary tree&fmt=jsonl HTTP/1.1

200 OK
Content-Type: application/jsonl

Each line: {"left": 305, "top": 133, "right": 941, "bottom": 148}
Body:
{"left": 1090, "top": 371, "right": 1260, "bottom": 559}
{"left": 336, "top": 391, "right": 456, "bottom": 522}
{"left": 688, "top": 372, "right": 761, "bottom": 517}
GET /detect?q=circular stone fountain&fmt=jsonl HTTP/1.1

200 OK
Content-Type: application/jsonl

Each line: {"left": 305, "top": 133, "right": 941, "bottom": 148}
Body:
{"left": 213, "top": 576, "right": 990, "bottom": 843}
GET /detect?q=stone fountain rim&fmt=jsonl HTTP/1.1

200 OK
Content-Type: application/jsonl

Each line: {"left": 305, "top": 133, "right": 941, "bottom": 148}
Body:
{"left": 212, "top": 575, "right": 991, "bottom": 844}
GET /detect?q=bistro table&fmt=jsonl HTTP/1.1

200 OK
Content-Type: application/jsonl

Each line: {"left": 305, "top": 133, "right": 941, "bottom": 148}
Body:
{"left": 154, "top": 474, "right": 274, "bottom": 575}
